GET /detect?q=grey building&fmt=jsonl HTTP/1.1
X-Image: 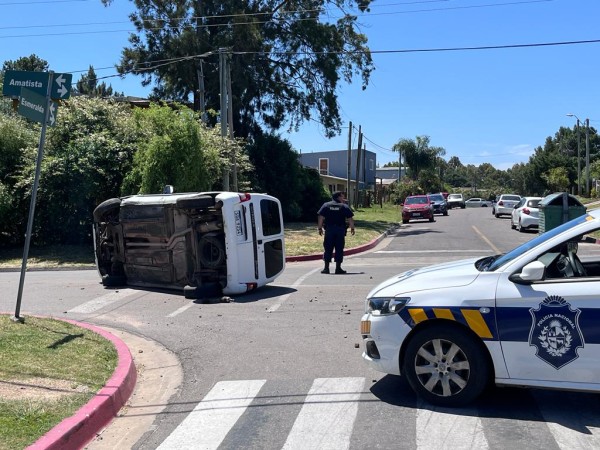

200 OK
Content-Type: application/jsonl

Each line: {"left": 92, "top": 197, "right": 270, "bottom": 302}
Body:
{"left": 298, "top": 149, "right": 377, "bottom": 193}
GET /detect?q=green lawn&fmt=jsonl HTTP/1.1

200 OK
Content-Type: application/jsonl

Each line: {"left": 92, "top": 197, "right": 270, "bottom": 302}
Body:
{"left": 0, "top": 316, "right": 117, "bottom": 450}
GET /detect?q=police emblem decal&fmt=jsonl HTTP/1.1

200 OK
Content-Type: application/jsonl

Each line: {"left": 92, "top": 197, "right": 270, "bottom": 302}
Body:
{"left": 529, "top": 296, "right": 584, "bottom": 369}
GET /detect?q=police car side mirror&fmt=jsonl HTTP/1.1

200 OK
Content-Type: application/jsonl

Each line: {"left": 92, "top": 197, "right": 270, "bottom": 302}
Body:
{"left": 510, "top": 261, "right": 545, "bottom": 284}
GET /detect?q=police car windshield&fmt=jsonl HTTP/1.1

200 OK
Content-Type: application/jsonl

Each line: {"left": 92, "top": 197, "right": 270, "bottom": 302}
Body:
{"left": 480, "top": 214, "right": 591, "bottom": 272}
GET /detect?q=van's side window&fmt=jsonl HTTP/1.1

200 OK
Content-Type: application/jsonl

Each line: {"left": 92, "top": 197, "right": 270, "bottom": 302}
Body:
{"left": 260, "top": 200, "right": 282, "bottom": 236}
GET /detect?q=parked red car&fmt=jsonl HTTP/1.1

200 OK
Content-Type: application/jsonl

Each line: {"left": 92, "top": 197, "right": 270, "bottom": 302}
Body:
{"left": 402, "top": 195, "right": 434, "bottom": 224}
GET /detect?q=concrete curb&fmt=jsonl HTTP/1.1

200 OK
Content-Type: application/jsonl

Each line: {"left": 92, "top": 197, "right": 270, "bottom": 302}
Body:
{"left": 26, "top": 319, "right": 137, "bottom": 450}
{"left": 285, "top": 227, "right": 397, "bottom": 262}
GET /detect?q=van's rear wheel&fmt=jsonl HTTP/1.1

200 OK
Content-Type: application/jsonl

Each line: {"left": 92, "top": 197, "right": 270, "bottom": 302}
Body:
{"left": 199, "top": 235, "right": 225, "bottom": 268}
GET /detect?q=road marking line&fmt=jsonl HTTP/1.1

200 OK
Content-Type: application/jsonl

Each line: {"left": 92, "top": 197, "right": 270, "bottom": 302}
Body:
{"left": 167, "top": 303, "right": 195, "bottom": 318}
{"left": 472, "top": 225, "right": 502, "bottom": 254}
{"left": 68, "top": 289, "right": 137, "bottom": 313}
{"left": 267, "top": 267, "right": 321, "bottom": 312}
{"left": 375, "top": 250, "right": 490, "bottom": 254}
{"left": 157, "top": 379, "right": 266, "bottom": 450}
{"left": 282, "top": 377, "right": 365, "bottom": 450}
{"left": 416, "top": 399, "right": 488, "bottom": 449}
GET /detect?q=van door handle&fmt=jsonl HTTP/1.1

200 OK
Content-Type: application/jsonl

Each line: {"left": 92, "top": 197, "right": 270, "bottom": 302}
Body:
{"left": 258, "top": 240, "right": 263, "bottom": 244}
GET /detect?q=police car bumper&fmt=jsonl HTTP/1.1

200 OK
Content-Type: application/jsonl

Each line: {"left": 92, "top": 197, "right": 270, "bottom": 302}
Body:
{"left": 361, "top": 313, "right": 409, "bottom": 375}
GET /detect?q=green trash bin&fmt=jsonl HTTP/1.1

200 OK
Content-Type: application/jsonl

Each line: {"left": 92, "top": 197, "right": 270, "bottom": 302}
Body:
{"left": 539, "top": 192, "right": 586, "bottom": 233}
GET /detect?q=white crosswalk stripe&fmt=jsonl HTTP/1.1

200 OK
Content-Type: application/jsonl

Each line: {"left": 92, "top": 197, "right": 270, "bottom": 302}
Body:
{"left": 152, "top": 378, "right": 600, "bottom": 450}
{"left": 282, "top": 377, "right": 365, "bottom": 450}
{"left": 158, "top": 380, "right": 266, "bottom": 450}
{"left": 416, "top": 400, "right": 488, "bottom": 450}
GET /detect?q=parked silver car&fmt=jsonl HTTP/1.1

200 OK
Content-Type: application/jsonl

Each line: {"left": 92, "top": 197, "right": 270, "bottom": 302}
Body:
{"left": 495, "top": 194, "right": 521, "bottom": 218}
{"left": 465, "top": 197, "right": 492, "bottom": 208}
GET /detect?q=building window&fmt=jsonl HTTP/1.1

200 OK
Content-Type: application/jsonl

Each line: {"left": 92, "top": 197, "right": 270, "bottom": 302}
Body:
{"left": 369, "top": 159, "right": 374, "bottom": 171}
{"left": 319, "top": 158, "right": 329, "bottom": 175}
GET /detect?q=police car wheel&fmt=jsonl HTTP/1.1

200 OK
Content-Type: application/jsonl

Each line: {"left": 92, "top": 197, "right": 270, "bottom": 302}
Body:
{"left": 403, "top": 325, "right": 490, "bottom": 406}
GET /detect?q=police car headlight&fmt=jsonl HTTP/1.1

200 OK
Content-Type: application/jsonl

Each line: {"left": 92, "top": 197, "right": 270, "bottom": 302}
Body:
{"left": 367, "top": 297, "right": 410, "bottom": 315}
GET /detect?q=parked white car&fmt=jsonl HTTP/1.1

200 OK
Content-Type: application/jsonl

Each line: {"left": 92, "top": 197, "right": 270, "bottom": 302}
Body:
{"left": 465, "top": 197, "right": 492, "bottom": 208}
{"left": 495, "top": 194, "right": 522, "bottom": 217}
{"left": 361, "top": 210, "right": 600, "bottom": 406}
{"left": 93, "top": 190, "right": 285, "bottom": 297}
{"left": 511, "top": 196, "right": 543, "bottom": 232}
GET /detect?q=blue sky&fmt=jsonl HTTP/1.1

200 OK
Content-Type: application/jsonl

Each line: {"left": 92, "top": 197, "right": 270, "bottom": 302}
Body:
{"left": 1, "top": 0, "right": 598, "bottom": 170}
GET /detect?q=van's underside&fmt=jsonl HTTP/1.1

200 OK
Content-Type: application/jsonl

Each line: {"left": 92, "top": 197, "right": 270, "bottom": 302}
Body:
{"left": 93, "top": 194, "right": 227, "bottom": 297}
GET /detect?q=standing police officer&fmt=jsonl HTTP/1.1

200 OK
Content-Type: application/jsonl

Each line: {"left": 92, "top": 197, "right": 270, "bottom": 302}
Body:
{"left": 317, "top": 191, "right": 355, "bottom": 274}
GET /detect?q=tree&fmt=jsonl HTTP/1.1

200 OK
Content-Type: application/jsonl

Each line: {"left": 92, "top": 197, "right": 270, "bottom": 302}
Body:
{"left": 101, "top": 0, "right": 374, "bottom": 139}
{"left": 392, "top": 135, "right": 445, "bottom": 181}
{"left": 122, "top": 103, "right": 247, "bottom": 195}
{"left": 12, "top": 96, "right": 142, "bottom": 245}
{"left": 75, "top": 66, "right": 123, "bottom": 97}
{"left": 0, "top": 113, "right": 37, "bottom": 244}
{"left": 542, "top": 167, "right": 570, "bottom": 192}
{"left": 2, "top": 54, "right": 49, "bottom": 72}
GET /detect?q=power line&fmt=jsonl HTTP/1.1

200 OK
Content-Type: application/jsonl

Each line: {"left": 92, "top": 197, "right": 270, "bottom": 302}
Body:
{"left": 0, "top": 0, "right": 553, "bottom": 36}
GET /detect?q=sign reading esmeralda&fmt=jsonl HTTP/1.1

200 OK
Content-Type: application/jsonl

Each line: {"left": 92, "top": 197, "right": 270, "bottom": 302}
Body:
{"left": 18, "top": 88, "right": 57, "bottom": 126}
{"left": 2, "top": 70, "right": 72, "bottom": 99}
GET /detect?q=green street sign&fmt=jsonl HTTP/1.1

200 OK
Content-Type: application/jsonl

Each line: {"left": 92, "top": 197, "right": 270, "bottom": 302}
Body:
{"left": 51, "top": 73, "right": 72, "bottom": 99}
{"left": 18, "top": 88, "right": 57, "bottom": 126}
{"left": 2, "top": 70, "right": 72, "bottom": 99}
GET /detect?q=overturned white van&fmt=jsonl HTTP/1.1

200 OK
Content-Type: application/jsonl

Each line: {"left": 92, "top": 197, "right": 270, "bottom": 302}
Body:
{"left": 93, "top": 191, "right": 285, "bottom": 297}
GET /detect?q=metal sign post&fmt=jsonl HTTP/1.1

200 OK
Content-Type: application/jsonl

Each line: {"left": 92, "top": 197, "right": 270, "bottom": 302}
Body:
{"left": 12, "top": 72, "right": 54, "bottom": 322}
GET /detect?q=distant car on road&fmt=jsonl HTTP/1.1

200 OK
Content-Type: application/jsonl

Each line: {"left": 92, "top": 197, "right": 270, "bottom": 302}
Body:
{"left": 495, "top": 194, "right": 522, "bottom": 218}
{"left": 401, "top": 195, "right": 434, "bottom": 224}
{"left": 447, "top": 193, "right": 465, "bottom": 209}
{"left": 427, "top": 193, "right": 448, "bottom": 216}
{"left": 511, "top": 196, "right": 543, "bottom": 232}
{"left": 465, "top": 197, "right": 492, "bottom": 208}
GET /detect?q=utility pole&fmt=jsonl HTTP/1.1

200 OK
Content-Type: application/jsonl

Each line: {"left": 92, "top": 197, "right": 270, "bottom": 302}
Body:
{"left": 226, "top": 53, "right": 237, "bottom": 192}
{"left": 355, "top": 126, "right": 363, "bottom": 209}
{"left": 346, "top": 121, "right": 352, "bottom": 202}
{"left": 576, "top": 120, "right": 581, "bottom": 196}
{"left": 398, "top": 147, "right": 402, "bottom": 183}
{"left": 197, "top": 60, "right": 207, "bottom": 123}
{"left": 585, "top": 118, "right": 590, "bottom": 197}
{"left": 219, "top": 48, "right": 229, "bottom": 190}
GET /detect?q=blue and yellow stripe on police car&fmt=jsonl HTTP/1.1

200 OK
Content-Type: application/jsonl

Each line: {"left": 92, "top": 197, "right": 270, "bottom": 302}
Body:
{"left": 400, "top": 307, "right": 496, "bottom": 340}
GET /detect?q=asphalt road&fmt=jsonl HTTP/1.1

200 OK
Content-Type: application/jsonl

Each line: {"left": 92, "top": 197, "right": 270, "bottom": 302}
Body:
{"left": 3, "top": 206, "right": 599, "bottom": 449}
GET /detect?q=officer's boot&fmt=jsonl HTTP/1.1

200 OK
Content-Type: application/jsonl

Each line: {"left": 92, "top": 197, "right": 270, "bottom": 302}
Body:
{"left": 321, "top": 261, "right": 330, "bottom": 274}
{"left": 335, "top": 262, "right": 346, "bottom": 274}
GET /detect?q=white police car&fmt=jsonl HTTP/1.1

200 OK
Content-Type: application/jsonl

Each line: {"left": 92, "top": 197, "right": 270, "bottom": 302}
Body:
{"left": 361, "top": 209, "right": 600, "bottom": 406}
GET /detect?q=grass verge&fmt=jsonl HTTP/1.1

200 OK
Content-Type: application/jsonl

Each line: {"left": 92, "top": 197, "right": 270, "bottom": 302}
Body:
{"left": 0, "top": 315, "right": 117, "bottom": 450}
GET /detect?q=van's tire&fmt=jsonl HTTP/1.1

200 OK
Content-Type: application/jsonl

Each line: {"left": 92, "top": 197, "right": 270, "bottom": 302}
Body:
{"left": 93, "top": 198, "right": 121, "bottom": 222}
{"left": 176, "top": 195, "right": 215, "bottom": 209}
{"left": 199, "top": 235, "right": 226, "bottom": 268}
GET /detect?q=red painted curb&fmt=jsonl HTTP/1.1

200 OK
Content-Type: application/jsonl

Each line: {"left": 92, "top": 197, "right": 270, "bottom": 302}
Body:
{"left": 26, "top": 319, "right": 137, "bottom": 450}
{"left": 285, "top": 230, "right": 390, "bottom": 262}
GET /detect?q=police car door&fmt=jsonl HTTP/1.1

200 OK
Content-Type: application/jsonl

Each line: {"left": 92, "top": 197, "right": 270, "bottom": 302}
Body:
{"left": 495, "top": 268, "right": 600, "bottom": 384}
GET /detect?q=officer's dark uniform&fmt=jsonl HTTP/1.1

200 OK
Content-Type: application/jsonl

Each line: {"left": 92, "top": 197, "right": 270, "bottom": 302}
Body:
{"left": 318, "top": 195, "right": 354, "bottom": 274}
